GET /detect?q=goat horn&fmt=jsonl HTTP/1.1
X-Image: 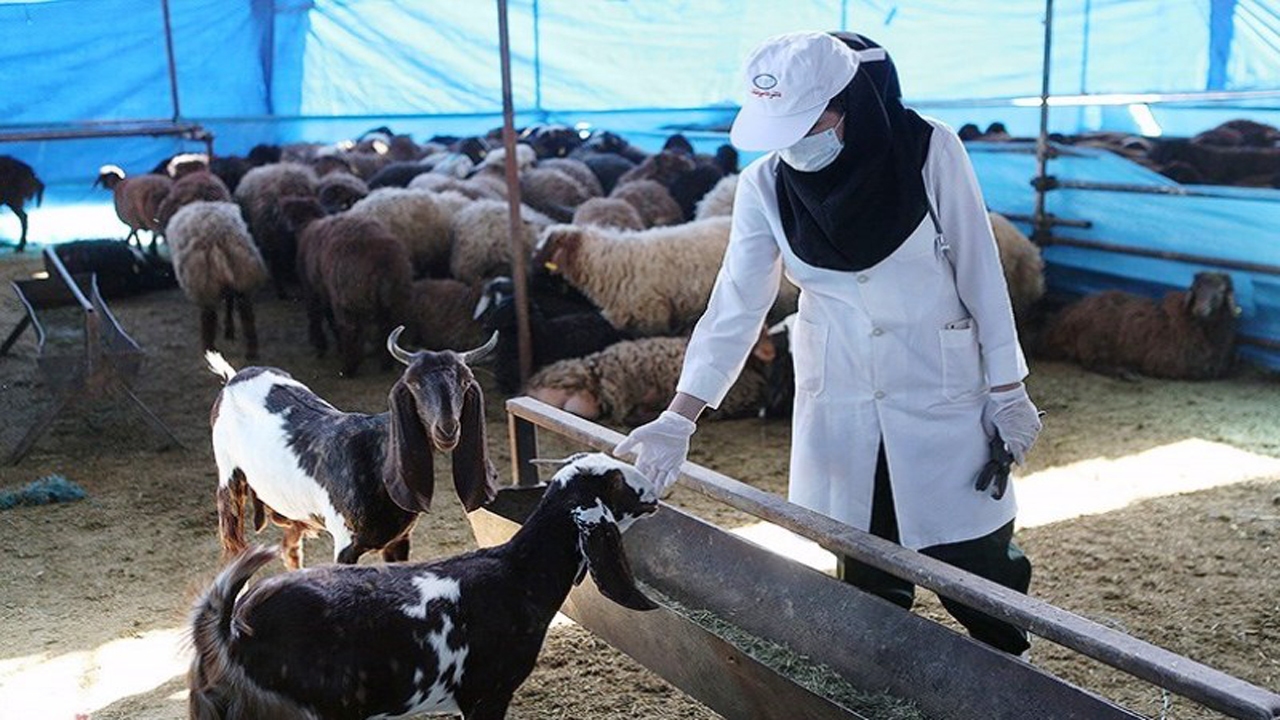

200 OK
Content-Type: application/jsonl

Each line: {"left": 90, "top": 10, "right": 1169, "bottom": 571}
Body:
{"left": 386, "top": 326, "right": 415, "bottom": 366}
{"left": 460, "top": 331, "right": 500, "bottom": 365}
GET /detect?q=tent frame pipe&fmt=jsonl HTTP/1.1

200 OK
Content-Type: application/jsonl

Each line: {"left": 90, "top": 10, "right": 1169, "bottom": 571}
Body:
{"left": 1042, "top": 234, "right": 1280, "bottom": 276}
{"left": 161, "top": 0, "right": 182, "bottom": 122}
{"left": 496, "top": 0, "right": 534, "bottom": 387}
{"left": 1051, "top": 178, "right": 1280, "bottom": 202}
{"left": 1033, "top": 0, "right": 1054, "bottom": 243}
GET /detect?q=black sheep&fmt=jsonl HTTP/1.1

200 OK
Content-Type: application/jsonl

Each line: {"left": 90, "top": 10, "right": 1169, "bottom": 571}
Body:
{"left": 0, "top": 155, "right": 45, "bottom": 252}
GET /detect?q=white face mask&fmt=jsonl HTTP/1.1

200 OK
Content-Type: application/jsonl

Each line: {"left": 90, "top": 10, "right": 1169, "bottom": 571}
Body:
{"left": 779, "top": 116, "right": 844, "bottom": 172}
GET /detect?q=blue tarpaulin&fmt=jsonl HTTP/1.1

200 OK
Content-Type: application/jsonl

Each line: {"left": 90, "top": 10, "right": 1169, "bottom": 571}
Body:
{"left": 2, "top": 1, "right": 1279, "bottom": 367}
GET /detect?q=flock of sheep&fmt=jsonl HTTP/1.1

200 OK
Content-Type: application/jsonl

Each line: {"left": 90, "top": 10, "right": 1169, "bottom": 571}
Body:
{"left": 3, "top": 114, "right": 1253, "bottom": 412}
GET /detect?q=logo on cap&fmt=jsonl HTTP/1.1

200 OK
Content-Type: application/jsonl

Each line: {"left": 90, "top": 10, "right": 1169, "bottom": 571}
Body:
{"left": 752, "top": 74, "right": 778, "bottom": 90}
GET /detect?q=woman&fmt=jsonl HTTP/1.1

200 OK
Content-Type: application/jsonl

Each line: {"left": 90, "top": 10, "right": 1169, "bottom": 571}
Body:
{"left": 614, "top": 30, "right": 1042, "bottom": 655}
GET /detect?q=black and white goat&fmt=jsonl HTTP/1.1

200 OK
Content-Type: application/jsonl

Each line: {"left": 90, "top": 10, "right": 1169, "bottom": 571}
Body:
{"left": 188, "top": 452, "right": 659, "bottom": 720}
{"left": 206, "top": 327, "right": 499, "bottom": 569}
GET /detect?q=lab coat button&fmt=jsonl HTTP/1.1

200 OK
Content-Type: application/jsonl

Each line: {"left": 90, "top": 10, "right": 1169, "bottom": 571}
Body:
{"left": 857, "top": 274, "right": 869, "bottom": 284}
{"left": 872, "top": 327, "right": 884, "bottom": 336}
{"left": 874, "top": 391, "right": 885, "bottom": 400}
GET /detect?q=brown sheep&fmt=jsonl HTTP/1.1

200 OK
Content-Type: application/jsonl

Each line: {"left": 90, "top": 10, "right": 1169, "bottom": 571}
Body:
{"left": 155, "top": 170, "right": 233, "bottom": 233}
{"left": 281, "top": 196, "right": 413, "bottom": 377}
{"left": 1036, "top": 272, "right": 1241, "bottom": 380}
{"left": 608, "top": 178, "right": 683, "bottom": 228}
{"left": 94, "top": 165, "right": 171, "bottom": 256}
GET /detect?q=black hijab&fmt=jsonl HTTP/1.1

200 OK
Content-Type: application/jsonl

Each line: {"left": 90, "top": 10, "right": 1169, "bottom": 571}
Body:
{"left": 776, "top": 32, "right": 934, "bottom": 271}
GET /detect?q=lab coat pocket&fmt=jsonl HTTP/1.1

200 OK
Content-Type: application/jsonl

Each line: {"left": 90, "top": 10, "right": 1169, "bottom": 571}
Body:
{"left": 939, "top": 319, "right": 983, "bottom": 401}
{"left": 792, "top": 317, "right": 827, "bottom": 396}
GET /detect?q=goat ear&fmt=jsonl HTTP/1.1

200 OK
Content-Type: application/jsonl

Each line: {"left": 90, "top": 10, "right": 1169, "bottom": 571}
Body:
{"left": 453, "top": 381, "right": 498, "bottom": 512}
{"left": 383, "top": 380, "right": 435, "bottom": 513}
{"left": 576, "top": 502, "right": 658, "bottom": 612}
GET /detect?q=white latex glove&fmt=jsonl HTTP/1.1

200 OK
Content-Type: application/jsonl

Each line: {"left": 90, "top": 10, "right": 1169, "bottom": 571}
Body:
{"left": 982, "top": 385, "right": 1043, "bottom": 465}
{"left": 613, "top": 411, "right": 696, "bottom": 496}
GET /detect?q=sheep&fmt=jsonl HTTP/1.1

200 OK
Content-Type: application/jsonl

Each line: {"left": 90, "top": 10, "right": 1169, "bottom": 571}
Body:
{"left": 536, "top": 157, "right": 604, "bottom": 198}
{"left": 693, "top": 173, "right": 738, "bottom": 220}
{"left": 233, "top": 162, "right": 319, "bottom": 297}
{"left": 155, "top": 170, "right": 233, "bottom": 232}
{"left": 526, "top": 334, "right": 777, "bottom": 425}
{"left": 608, "top": 178, "right": 684, "bottom": 227}
{"left": 519, "top": 166, "right": 593, "bottom": 222}
{"left": 187, "top": 452, "right": 656, "bottom": 720}
{"left": 281, "top": 196, "right": 413, "bottom": 377}
{"left": 404, "top": 277, "right": 487, "bottom": 352}
{"left": 478, "top": 273, "right": 632, "bottom": 394}
{"left": 204, "top": 328, "right": 500, "bottom": 571}
{"left": 315, "top": 170, "right": 369, "bottom": 214}
{"left": 615, "top": 149, "right": 696, "bottom": 190}
{"left": 987, "top": 211, "right": 1046, "bottom": 325}
{"left": 93, "top": 165, "right": 171, "bottom": 255}
{"left": 572, "top": 196, "right": 645, "bottom": 230}
{"left": 521, "top": 123, "right": 584, "bottom": 158}
{"left": 165, "top": 201, "right": 270, "bottom": 359}
{"left": 408, "top": 171, "right": 500, "bottom": 200}
{"left": 668, "top": 163, "right": 726, "bottom": 222}
{"left": 367, "top": 160, "right": 434, "bottom": 189}
{"left": 449, "top": 198, "right": 548, "bottom": 285}
{"left": 533, "top": 218, "right": 731, "bottom": 336}
{"left": 345, "top": 187, "right": 456, "bottom": 278}
{"left": 1036, "top": 271, "right": 1241, "bottom": 380}
{"left": 572, "top": 150, "right": 637, "bottom": 195}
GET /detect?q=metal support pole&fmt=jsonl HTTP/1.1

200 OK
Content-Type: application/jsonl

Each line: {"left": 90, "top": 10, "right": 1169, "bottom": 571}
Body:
{"left": 161, "top": 0, "right": 182, "bottom": 121}
{"left": 496, "top": 0, "right": 534, "bottom": 388}
{"left": 1032, "top": 0, "right": 1054, "bottom": 244}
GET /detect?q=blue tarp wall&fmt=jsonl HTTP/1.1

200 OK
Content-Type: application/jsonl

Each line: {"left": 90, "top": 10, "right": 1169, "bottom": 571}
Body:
{"left": 2, "top": 0, "right": 1279, "bottom": 368}
{"left": 5, "top": 0, "right": 1280, "bottom": 182}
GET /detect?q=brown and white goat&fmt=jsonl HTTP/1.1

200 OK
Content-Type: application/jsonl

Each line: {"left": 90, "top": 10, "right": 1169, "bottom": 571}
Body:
{"left": 206, "top": 327, "right": 499, "bottom": 569}
{"left": 188, "top": 453, "right": 658, "bottom": 720}
{"left": 1037, "top": 271, "right": 1241, "bottom": 380}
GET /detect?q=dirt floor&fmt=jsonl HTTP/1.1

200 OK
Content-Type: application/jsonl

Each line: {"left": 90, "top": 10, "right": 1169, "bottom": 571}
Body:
{"left": 0, "top": 250, "right": 1277, "bottom": 720}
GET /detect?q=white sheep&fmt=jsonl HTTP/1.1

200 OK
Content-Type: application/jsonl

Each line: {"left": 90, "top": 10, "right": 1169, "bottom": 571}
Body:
{"left": 533, "top": 218, "right": 732, "bottom": 336}
{"left": 164, "top": 201, "right": 269, "bottom": 359}
{"left": 449, "top": 198, "right": 551, "bottom": 285}
{"left": 694, "top": 173, "right": 738, "bottom": 220}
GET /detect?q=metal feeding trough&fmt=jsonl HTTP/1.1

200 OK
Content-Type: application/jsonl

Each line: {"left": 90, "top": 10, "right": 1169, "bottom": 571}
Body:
{"left": 467, "top": 397, "right": 1280, "bottom": 720}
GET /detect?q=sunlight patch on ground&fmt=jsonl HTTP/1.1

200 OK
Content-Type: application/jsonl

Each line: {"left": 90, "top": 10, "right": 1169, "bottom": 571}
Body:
{"left": 0, "top": 626, "right": 189, "bottom": 719}
{"left": 729, "top": 438, "right": 1280, "bottom": 571}
{"left": 1015, "top": 437, "right": 1280, "bottom": 528}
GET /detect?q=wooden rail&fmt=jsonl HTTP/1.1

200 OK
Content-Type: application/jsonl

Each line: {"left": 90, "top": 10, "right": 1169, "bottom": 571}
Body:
{"left": 506, "top": 396, "right": 1280, "bottom": 720}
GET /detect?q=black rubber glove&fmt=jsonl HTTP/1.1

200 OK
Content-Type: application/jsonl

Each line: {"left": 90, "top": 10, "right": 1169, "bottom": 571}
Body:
{"left": 974, "top": 429, "right": 1016, "bottom": 500}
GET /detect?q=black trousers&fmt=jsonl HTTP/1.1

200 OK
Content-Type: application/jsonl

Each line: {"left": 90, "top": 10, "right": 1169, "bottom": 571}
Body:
{"left": 837, "top": 444, "right": 1032, "bottom": 655}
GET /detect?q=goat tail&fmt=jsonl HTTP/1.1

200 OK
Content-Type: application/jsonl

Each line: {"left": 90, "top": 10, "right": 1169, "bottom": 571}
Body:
{"left": 188, "top": 544, "right": 278, "bottom": 720}
{"left": 205, "top": 350, "right": 237, "bottom": 383}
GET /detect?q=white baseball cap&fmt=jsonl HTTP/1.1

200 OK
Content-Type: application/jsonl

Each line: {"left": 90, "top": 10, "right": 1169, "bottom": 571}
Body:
{"left": 730, "top": 31, "right": 880, "bottom": 152}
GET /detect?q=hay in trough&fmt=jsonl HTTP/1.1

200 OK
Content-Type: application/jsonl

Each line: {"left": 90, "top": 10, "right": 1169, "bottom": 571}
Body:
{"left": 640, "top": 583, "right": 932, "bottom": 720}
{"left": 0, "top": 474, "right": 88, "bottom": 510}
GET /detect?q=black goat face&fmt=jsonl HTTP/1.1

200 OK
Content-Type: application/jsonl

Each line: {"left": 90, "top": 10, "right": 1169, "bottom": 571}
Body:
{"left": 383, "top": 328, "right": 500, "bottom": 514}
{"left": 1188, "top": 272, "right": 1238, "bottom": 320}
{"left": 554, "top": 453, "right": 659, "bottom": 611}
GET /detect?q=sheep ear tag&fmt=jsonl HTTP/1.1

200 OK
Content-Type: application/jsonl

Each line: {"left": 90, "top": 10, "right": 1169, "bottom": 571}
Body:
{"left": 573, "top": 501, "right": 658, "bottom": 612}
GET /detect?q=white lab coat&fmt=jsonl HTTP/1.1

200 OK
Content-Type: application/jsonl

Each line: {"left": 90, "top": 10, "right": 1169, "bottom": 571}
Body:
{"left": 677, "top": 118, "right": 1027, "bottom": 549}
